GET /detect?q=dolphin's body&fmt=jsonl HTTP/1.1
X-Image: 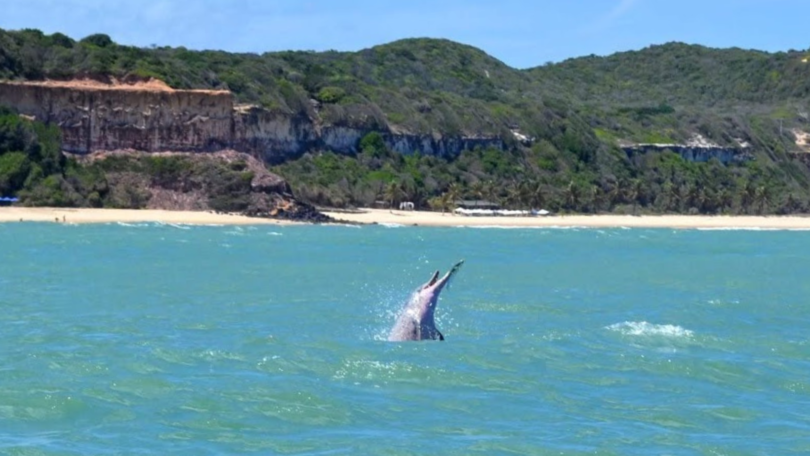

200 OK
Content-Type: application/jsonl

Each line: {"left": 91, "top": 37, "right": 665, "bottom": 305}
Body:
{"left": 387, "top": 260, "right": 464, "bottom": 341}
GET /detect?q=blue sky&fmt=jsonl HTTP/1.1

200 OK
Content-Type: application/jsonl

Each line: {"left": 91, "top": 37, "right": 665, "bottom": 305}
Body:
{"left": 2, "top": 0, "right": 809, "bottom": 68}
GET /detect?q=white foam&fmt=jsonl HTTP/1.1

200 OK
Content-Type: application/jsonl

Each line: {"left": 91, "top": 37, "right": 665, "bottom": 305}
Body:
{"left": 379, "top": 222, "right": 405, "bottom": 228}
{"left": 607, "top": 321, "right": 694, "bottom": 338}
{"left": 696, "top": 227, "right": 810, "bottom": 231}
{"left": 152, "top": 221, "right": 192, "bottom": 230}
{"left": 460, "top": 225, "right": 585, "bottom": 230}
{"left": 167, "top": 223, "right": 191, "bottom": 230}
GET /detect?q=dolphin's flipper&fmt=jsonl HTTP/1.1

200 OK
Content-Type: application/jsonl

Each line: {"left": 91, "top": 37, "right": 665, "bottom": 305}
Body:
{"left": 437, "top": 329, "right": 444, "bottom": 341}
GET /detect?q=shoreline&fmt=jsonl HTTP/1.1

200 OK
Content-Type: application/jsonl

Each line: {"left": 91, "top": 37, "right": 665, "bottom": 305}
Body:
{"left": 0, "top": 207, "right": 296, "bottom": 225}
{"left": 3, "top": 206, "right": 810, "bottom": 229}
{"left": 322, "top": 208, "right": 810, "bottom": 230}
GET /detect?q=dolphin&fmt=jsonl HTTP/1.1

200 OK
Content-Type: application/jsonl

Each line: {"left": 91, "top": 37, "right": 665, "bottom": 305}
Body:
{"left": 387, "top": 260, "right": 464, "bottom": 341}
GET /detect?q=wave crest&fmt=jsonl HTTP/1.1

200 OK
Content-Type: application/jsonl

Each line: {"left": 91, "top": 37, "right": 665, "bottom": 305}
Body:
{"left": 606, "top": 321, "right": 694, "bottom": 338}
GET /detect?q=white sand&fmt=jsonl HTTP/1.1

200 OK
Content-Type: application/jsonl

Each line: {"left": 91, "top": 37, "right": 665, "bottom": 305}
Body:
{"left": 322, "top": 208, "right": 810, "bottom": 230}
{"left": 3, "top": 206, "right": 810, "bottom": 229}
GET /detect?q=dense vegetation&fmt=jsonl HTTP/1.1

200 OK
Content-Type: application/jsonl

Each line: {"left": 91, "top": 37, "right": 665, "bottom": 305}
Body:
{"left": 273, "top": 131, "right": 807, "bottom": 215}
{"left": 0, "top": 107, "right": 292, "bottom": 214}
{"left": 3, "top": 27, "right": 810, "bottom": 214}
{"left": 0, "top": 105, "right": 97, "bottom": 206}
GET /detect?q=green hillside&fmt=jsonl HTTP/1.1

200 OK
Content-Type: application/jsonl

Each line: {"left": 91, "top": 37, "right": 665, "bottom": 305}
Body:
{"left": 2, "top": 28, "right": 810, "bottom": 214}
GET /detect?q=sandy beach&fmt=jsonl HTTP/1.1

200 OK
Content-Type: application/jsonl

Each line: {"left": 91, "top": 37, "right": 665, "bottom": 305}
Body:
{"left": 322, "top": 208, "right": 810, "bottom": 230}
{"left": 3, "top": 206, "right": 810, "bottom": 229}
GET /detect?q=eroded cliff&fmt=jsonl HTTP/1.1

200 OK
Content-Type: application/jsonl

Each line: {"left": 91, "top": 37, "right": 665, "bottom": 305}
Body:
{"left": 0, "top": 80, "right": 234, "bottom": 154}
{"left": 620, "top": 134, "right": 753, "bottom": 164}
{"left": 0, "top": 79, "right": 505, "bottom": 163}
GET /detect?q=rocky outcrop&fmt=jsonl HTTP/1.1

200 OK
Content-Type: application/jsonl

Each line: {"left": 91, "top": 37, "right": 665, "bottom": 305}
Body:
{"left": 0, "top": 80, "right": 505, "bottom": 164}
{"left": 230, "top": 104, "right": 504, "bottom": 163}
{"left": 622, "top": 144, "right": 754, "bottom": 163}
{"left": 621, "top": 134, "right": 754, "bottom": 164}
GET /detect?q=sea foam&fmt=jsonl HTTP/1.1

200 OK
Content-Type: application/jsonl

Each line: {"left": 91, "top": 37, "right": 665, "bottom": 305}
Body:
{"left": 606, "top": 321, "right": 694, "bottom": 338}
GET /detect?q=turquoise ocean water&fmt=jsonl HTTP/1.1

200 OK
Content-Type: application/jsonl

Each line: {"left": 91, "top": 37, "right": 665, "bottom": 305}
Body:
{"left": 1, "top": 221, "right": 809, "bottom": 455}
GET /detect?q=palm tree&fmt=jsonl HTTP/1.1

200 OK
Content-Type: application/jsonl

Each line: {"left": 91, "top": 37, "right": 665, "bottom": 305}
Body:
{"left": 384, "top": 180, "right": 403, "bottom": 212}
{"left": 741, "top": 181, "right": 757, "bottom": 213}
{"left": 446, "top": 182, "right": 462, "bottom": 212}
{"left": 439, "top": 192, "right": 453, "bottom": 215}
{"left": 565, "top": 180, "right": 580, "bottom": 212}
{"left": 504, "top": 182, "right": 522, "bottom": 209}
{"left": 471, "top": 180, "right": 485, "bottom": 201}
{"left": 529, "top": 179, "right": 545, "bottom": 210}
{"left": 589, "top": 184, "right": 600, "bottom": 213}
{"left": 755, "top": 185, "right": 769, "bottom": 214}
{"left": 515, "top": 180, "right": 531, "bottom": 209}
{"left": 482, "top": 180, "right": 498, "bottom": 204}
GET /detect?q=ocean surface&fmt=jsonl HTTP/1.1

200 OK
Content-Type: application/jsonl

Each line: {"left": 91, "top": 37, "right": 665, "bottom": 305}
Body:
{"left": 1, "top": 221, "right": 809, "bottom": 455}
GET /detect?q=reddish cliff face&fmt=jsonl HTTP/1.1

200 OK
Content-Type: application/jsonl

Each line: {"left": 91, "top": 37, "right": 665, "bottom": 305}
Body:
{"left": 0, "top": 80, "right": 233, "bottom": 154}
{"left": 0, "top": 79, "right": 506, "bottom": 162}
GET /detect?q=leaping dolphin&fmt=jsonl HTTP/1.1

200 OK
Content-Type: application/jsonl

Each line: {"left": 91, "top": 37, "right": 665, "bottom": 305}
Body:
{"left": 387, "top": 260, "right": 464, "bottom": 341}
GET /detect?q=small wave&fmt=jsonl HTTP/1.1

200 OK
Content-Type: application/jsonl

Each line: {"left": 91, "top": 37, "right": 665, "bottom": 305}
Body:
{"left": 267, "top": 232, "right": 283, "bottom": 236}
{"left": 333, "top": 359, "right": 413, "bottom": 381}
{"left": 607, "top": 321, "right": 694, "bottom": 338}
{"left": 696, "top": 227, "right": 810, "bottom": 231}
{"left": 461, "top": 225, "right": 584, "bottom": 230}
{"left": 153, "top": 221, "right": 192, "bottom": 230}
{"left": 379, "top": 222, "right": 405, "bottom": 228}
{"left": 115, "top": 222, "right": 151, "bottom": 227}
{"left": 196, "top": 349, "right": 245, "bottom": 362}
{"left": 707, "top": 298, "right": 740, "bottom": 306}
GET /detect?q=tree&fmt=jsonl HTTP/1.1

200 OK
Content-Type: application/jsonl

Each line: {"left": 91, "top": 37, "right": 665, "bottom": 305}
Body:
{"left": 529, "top": 179, "right": 545, "bottom": 210}
{"left": 446, "top": 182, "right": 462, "bottom": 210}
{"left": 80, "top": 33, "right": 113, "bottom": 48}
{"left": 565, "top": 180, "right": 580, "bottom": 211}
{"left": 589, "top": 184, "right": 600, "bottom": 213}
{"left": 360, "top": 132, "right": 387, "bottom": 159}
{"left": 439, "top": 192, "right": 453, "bottom": 215}
{"left": 626, "top": 179, "right": 642, "bottom": 215}
{"left": 384, "top": 180, "right": 402, "bottom": 211}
